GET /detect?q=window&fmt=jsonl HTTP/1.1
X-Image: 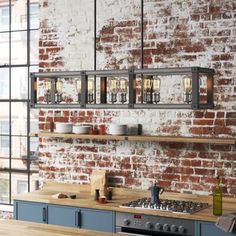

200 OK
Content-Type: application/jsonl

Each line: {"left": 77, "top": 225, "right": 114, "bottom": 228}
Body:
{"left": 0, "top": 70, "right": 9, "bottom": 98}
{"left": 0, "top": 6, "right": 9, "bottom": 30}
{"left": 0, "top": 0, "right": 39, "bottom": 205}
{"left": 17, "top": 180, "right": 28, "bottom": 194}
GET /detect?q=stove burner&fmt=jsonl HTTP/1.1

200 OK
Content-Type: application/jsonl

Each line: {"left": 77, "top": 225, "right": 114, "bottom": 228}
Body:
{"left": 120, "top": 197, "right": 209, "bottom": 214}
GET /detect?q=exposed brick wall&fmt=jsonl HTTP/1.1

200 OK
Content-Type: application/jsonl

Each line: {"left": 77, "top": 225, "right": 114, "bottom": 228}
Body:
{"left": 38, "top": 0, "right": 236, "bottom": 196}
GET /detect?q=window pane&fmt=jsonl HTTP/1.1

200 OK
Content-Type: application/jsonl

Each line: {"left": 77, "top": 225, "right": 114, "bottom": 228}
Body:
{"left": 30, "top": 137, "right": 39, "bottom": 192}
{"left": 30, "top": 110, "right": 38, "bottom": 133}
{"left": 12, "top": 136, "right": 27, "bottom": 169}
{"left": 0, "top": 135, "right": 9, "bottom": 160}
{"left": 30, "top": 30, "right": 39, "bottom": 64}
{"left": 0, "top": 69, "right": 9, "bottom": 99}
{"left": 11, "top": 67, "right": 28, "bottom": 99}
{"left": 0, "top": 103, "right": 9, "bottom": 134}
{"left": 30, "top": 2, "right": 39, "bottom": 29}
{"left": 30, "top": 65, "right": 38, "bottom": 73}
{"left": 11, "top": 31, "right": 27, "bottom": 65}
{"left": 0, "top": 32, "right": 9, "bottom": 65}
{"left": 30, "top": 137, "right": 38, "bottom": 170}
{"left": 17, "top": 179, "right": 28, "bottom": 194}
{"left": 30, "top": 173, "right": 39, "bottom": 191}
{"left": 0, "top": 174, "right": 9, "bottom": 204}
{"left": 11, "top": 0, "right": 27, "bottom": 31}
{"left": 11, "top": 102, "right": 27, "bottom": 135}
{"left": 0, "top": 5, "right": 9, "bottom": 31}
{"left": 11, "top": 173, "right": 28, "bottom": 202}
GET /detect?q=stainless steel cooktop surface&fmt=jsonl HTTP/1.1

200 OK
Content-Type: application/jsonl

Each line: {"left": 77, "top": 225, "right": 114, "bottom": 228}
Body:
{"left": 120, "top": 197, "right": 209, "bottom": 214}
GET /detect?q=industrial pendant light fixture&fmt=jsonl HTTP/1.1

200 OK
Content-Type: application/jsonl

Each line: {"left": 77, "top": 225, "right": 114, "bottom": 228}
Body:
{"left": 32, "top": 67, "right": 214, "bottom": 109}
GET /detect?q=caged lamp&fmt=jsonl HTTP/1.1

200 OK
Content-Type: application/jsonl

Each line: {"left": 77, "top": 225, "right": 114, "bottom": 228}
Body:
{"left": 31, "top": 67, "right": 215, "bottom": 110}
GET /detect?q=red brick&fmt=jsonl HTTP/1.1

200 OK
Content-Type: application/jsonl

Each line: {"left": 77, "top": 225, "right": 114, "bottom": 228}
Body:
{"left": 213, "top": 126, "right": 232, "bottom": 135}
{"left": 193, "top": 119, "right": 213, "bottom": 125}
{"left": 198, "top": 152, "right": 219, "bottom": 159}
{"left": 156, "top": 180, "right": 171, "bottom": 188}
{"left": 226, "top": 112, "right": 236, "bottom": 118}
{"left": 193, "top": 111, "right": 204, "bottom": 118}
{"left": 189, "top": 127, "right": 213, "bottom": 135}
{"left": 226, "top": 119, "right": 236, "bottom": 126}
{"left": 220, "top": 153, "right": 236, "bottom": 160}
{"left": 181, "top": 175, "right": 200, "bottom": 183}
{"left": 54, "top": 117, "right": 69, "bottom": 122}
{"left": 214, "top": 119, "right": 225, "bottom": 126}
{"left": 162, "top": 174, "right": 180, "bottom": 181}
{"left": 194, "top": 168, "right": 215, "bottom": 175}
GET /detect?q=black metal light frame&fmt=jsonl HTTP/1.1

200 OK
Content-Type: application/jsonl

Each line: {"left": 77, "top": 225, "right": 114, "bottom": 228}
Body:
{"left": 30, "top": 66, "right": 214, "bottom": 110}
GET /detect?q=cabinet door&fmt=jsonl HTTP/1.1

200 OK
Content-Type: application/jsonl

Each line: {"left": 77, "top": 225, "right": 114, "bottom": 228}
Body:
{"left": 14, "top": 201, "right": 47, "bottom": 224}
{"left": 80, "top": 208, "right": 115, "bottom": 233}
{"left": 196, "top": 221, "right": 233, "bottom": 236}
{"left": 47, "top": 204, "right": 80, "bottom": 228}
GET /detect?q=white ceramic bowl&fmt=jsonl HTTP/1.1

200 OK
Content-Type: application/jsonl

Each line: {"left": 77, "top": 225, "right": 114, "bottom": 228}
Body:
{"left": 55, "top": 122, "right": 73, "bottom": 133}
{"left": 108, "top": 124, "right": 127, "bottom": 135}
{"left": 72, "top": 125, "right": 91, "bottom": 134}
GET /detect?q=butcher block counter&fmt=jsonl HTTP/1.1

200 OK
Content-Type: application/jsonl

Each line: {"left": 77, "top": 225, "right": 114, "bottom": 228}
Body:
{"left": 0, "top": 220, "right": 117, "bottom": 236}
{"left": 13, "top": 182, "right": 236, "bottom": 223}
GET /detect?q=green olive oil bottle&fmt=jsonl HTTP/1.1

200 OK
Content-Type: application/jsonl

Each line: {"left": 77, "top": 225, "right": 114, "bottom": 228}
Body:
{"left": 213, "top": 176, "right": 222, "bottom": 216}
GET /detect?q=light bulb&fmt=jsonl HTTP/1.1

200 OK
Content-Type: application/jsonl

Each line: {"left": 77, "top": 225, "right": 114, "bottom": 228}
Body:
{"left": 110, "top": 78, "right": 118, "bottom": 93}
{"left": 143, "top": 76, "right": 153, "bottom": 92}
{"left": 153, "top": 77, "right": 161, "bottom": 93}
{"left": 76, "top": 79, "right": 81, "bottom": 93}
{"left": 183, "top": 76, "right": 192, "bottom": 93}
{"left": 44, "top": 80, "right": 51, "bottom": 92}
{"left": 56, "top": 79, "right": 62, "bottom": 94}
{"left": 88, "top": 79, "right": 94, "bottom": 94}
{"left": 119, "top": 79, "right": 127, "bottom": 93}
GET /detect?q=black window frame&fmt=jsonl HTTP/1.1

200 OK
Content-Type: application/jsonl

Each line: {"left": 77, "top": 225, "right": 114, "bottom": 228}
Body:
{"left": 0, "top": 0, "right": 39, "bottom": 205}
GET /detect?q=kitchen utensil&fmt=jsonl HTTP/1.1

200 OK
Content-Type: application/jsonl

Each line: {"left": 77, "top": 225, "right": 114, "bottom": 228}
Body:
{"left": 55, "top": 122, "right": 72, "bottom": 133}
{"left": 108, "top": 124, "right": 127, "bottom": 135}
{"left": 98, "top": 124, "right": 106, "bottom": 135}
{"left": 72, "top": 125, "right": 91, "bottom": 134}
{"left": 95, "top": 189, "right": 100, "bottom": 201}
{"left": 99, "top": 196, "right": 106, "bottom": 204}
{"left": 149, "top": 183, "right": 164, "bottom": 204}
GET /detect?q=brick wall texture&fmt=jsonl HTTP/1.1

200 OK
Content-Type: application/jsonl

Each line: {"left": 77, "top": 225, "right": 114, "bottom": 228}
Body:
{"left": 38, "top": 0, "right": 236, "bottom": 196}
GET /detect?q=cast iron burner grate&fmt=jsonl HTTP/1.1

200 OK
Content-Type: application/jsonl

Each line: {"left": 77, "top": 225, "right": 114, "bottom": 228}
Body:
{"left": 120, "top": 197, "right": 209, "bottom": 214}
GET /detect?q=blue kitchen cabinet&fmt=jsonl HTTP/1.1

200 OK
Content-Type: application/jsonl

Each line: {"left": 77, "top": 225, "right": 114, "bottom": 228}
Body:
{"left": 47, "top": 204, "right": 80, "bottom": 228}
{"left": 80, "top": 208, "right": 115, "bottom": 232}
{"left": 14, "top": 201, "right": 47, "bottom": 224}
{"left": 195, "top": 221, "right": 234, "bottom": 236}
{"left": 14, "top": 201, "right": 115, "bottom": 233}
{"left": 47, "top": 204, "right": 115, "bottom": 232}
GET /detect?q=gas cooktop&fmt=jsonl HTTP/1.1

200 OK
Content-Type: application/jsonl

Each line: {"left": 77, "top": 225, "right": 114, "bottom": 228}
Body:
{"left": 120, "top": 197, "right": 209, "bottom": 214}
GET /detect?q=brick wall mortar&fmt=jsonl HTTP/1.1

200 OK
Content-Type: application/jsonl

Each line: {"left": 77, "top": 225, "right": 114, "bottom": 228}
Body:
{"left": 38, "top": 0, "right": 236, "bottom": 196}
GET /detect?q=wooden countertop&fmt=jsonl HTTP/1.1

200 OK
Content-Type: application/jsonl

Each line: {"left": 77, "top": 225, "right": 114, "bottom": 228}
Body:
{"left": 0, "top": 220, "right": 117, "bottom": 236}
{"left": 13, "top": 182, "right": 236, "bottom": 223}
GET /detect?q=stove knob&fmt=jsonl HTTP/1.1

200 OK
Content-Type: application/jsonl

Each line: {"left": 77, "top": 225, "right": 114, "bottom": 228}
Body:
{"left": 123, "top": 219, "right": 131, "bottom": 226}
{"left": 163, "top": 224, "right": 170, "bottom": 232}
{"left": 178, "top": 225, "right": 185, "bottom": 234}
{"left": 171, "top": 224, "right": 177, "bottom": 232}
{"left": 145, "top": 222, "right": 153, "bottom": 229}
{"left": 155, "top": 223, "right": 162, "bottom": 230}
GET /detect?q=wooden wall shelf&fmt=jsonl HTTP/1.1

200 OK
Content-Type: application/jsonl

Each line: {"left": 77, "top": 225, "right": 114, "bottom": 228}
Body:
{"left": 31, "top": 132, "right": 236, "bottom": 145}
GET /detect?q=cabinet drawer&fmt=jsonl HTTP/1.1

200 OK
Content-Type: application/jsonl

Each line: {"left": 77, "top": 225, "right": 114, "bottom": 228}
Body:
{"left": 196, "top": 221, "right": 233, "bottom": 236}
{"left": 81, "top": 208, "right": 115, "bottom": 233}
{"left": 14, "top": 201, "right": 47, "bottom": 224}
{"left": 47, "top": 205, "right": 80, "bottom": 228}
